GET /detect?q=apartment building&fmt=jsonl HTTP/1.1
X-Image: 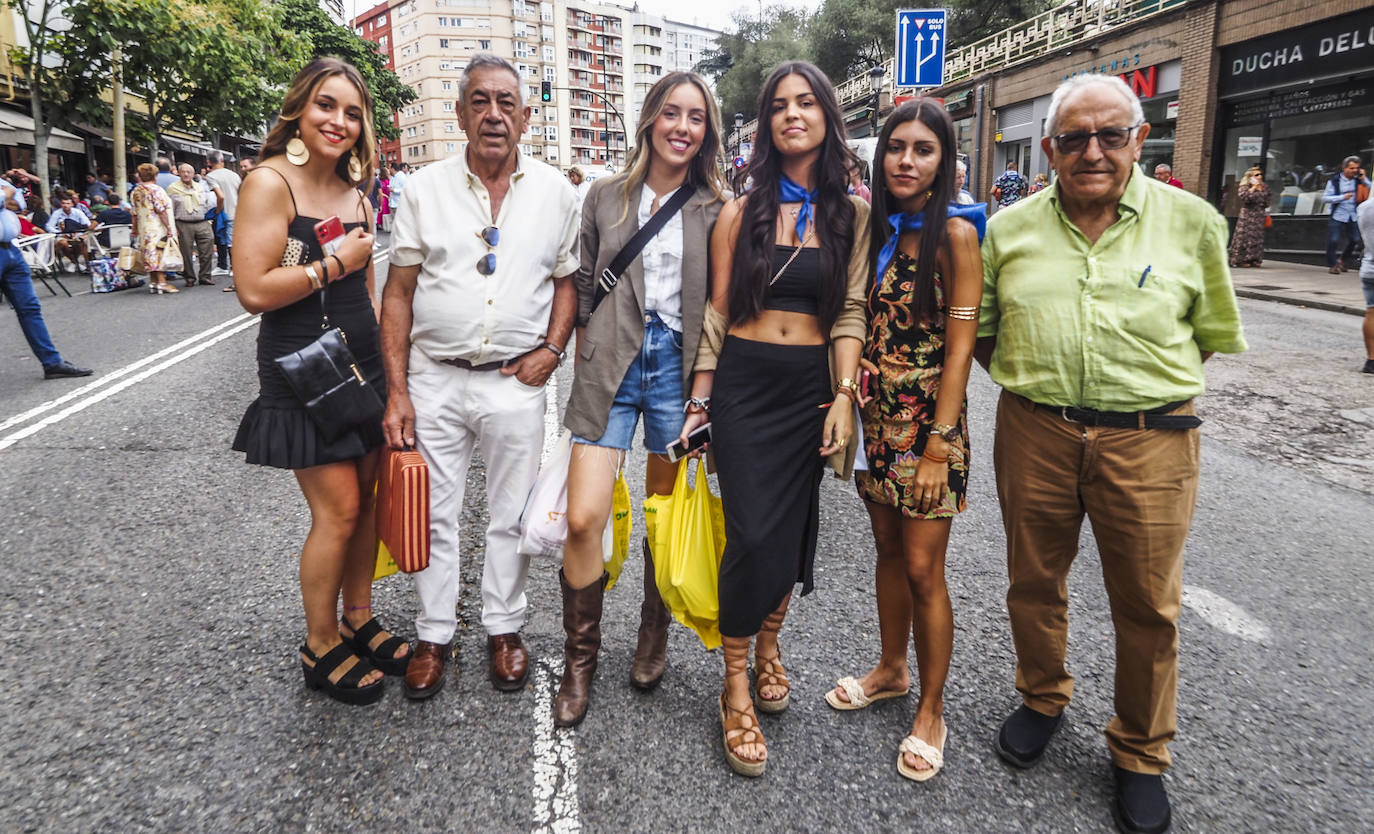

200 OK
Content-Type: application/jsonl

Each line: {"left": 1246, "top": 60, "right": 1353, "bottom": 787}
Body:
{"left": 353, "top": 0, "right": 721, "bottom": 172}
{"left": 628, "top": 13, "right": 720, "bottom": 130}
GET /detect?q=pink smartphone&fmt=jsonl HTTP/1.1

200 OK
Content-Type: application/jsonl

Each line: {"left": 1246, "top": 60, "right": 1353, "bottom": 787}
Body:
{"left": 859, "top": 368, "right": 872, "bottom": 401}
{"left": 314, "top": 216, "right": 345, "bottom": 256}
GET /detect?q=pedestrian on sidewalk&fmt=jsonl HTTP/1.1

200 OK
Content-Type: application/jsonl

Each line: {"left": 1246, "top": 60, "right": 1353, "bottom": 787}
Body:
{"left": 1358, "top": 194, "right": 1374, "bottom": 374}
{"left": 1153, "top": 163, "right": 1183, "bottom": 189}
{"left": 166, "top": 163, "right": 221, "bottom": 286}
{"left": 975, "top": 74, "right": 1247, "bottom": 834}
{"left": 1323, "top": 156, "right": 1370, "bottom": 274}
{"left": 991, "top": 158, "right": 1027, "bottom": 207}
{"left": 205, "top": 151, "right": 242, "bottom": 289}
{"left": 556, "top": 71, "right": 725, "bottom": 728}
{"left": 1228, "top": 166, "right": 1269, "bottom": 268}
{"left": 380, "top": 53, "right": 579, "bottom": 702}
{"left": 678, "top": 60, "right": 868, "bottom": 778}
{"left": 0, "top": 175, "right": 91, "bottom": 379}
{"left": 231, "top": 57, "right": 406, "bottom": 706}
{"left": 823, "top": 98, "right": 986, "bottom": 785}
{"left": 44, "top": 194, "right": 91, "bottom": 273}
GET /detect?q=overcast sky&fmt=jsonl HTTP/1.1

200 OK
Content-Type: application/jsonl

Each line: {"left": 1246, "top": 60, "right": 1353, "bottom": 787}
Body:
{"left": 344, "top": 0, "right": 823, "bottom": 34}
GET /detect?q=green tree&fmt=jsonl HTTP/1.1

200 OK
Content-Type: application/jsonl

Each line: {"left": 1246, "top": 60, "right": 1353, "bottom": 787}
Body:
{"left": 278, "top": 0, "right": 416, "bottom": 141}
{"left": 695, "top": 6, "right": 812, "bottom": 125}
{"left": 4, "top": 0, "right": 114, "bottom": 205}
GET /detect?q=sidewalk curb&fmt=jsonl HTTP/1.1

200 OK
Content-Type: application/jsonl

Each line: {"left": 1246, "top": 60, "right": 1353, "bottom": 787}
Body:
{"left": 1234, "top": 288, "right": 1364, "bottom": 317}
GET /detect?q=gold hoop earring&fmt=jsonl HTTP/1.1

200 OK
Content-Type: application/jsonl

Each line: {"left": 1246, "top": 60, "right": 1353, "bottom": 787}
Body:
{"left": 348, "top": 150, "right": 363, "bottom": 182}
{"left": 286, "top": 131, "right": 309, "bottom": 166}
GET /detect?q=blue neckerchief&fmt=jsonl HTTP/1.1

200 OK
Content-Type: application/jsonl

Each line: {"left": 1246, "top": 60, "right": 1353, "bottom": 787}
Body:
{"left": 779, "top": 175, "right": 816, "bottom": 242}
{"left": 874, "top": 202, "right": 988, "bottom": 285}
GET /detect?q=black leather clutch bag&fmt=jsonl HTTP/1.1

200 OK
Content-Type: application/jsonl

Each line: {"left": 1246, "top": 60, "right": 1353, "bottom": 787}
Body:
{"left": 272, "top": 283, "right": 383, "bottom": 443}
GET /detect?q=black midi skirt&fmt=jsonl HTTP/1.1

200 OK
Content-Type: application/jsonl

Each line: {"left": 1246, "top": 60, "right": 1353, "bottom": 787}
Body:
{"left": 712, "top": 335, "right": 830, "bottom": 638}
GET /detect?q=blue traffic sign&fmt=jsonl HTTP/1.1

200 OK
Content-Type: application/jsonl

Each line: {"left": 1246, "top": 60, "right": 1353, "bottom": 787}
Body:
{"left": 894, "top": 9, "right": 947, "bottom": 88}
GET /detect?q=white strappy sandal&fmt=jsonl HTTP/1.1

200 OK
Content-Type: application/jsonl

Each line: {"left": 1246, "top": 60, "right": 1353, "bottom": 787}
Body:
{"left": 824, "top": 675, "right": 910, "bottom": 711}
{"left": 896, "top": 723, "right": 948, "bottom": 783}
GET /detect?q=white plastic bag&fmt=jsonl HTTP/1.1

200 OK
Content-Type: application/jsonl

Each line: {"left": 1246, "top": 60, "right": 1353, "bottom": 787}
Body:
{"left": 519, "top": 432, "right": 573, "bottom": 559}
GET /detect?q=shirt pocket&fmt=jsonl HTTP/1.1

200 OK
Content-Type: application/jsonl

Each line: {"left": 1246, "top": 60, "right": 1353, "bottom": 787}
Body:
{"left": 1117, "top": 266, "right": 1196, "bottom": 347}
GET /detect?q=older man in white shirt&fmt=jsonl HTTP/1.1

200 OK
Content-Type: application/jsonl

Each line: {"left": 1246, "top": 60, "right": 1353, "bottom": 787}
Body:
{"left": 382, "top": 53, "right": 579, "bottom": 700}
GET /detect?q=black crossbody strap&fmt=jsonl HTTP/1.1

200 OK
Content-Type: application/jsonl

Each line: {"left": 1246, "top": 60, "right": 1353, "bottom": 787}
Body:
{"left": 590, "top": 185, "right": 694, "bottom": 316}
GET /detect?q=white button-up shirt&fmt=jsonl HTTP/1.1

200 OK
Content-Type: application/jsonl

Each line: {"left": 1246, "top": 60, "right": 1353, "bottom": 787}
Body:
{"left": 638, "top": 185, "right": 684, "bottom": 332}
{"left": 390, "top": 152, "right": 580, "bottom": 367}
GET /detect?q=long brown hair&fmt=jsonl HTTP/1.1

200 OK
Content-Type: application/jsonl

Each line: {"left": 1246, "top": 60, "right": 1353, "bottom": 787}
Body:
{"left": 260, "top": 58, "right": 377, "bottom": 186}
{"left": 612, "top": 71, "right": 725, "bottom": 220}
{"left": 727, "top": 61, "right": 857, "bottom": 331}
{"left": 869, "top": 99, "right": 957, "bottom": 325}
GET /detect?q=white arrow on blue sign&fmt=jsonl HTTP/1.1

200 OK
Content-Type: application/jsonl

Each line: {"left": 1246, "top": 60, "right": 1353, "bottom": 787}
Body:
{"left": 895, "top": 9, "right": 947, "bottom": 88}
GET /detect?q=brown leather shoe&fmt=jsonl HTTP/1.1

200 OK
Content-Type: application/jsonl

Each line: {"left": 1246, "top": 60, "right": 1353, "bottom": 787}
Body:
{"left": 403, "top": 640, "right": 449, "bottom": 700}
{"left": 554, "top": 570, "right": 607, "bottom": 727}
{"left": 631, "top": 538, "right": 670, "bottom": 691}
{"left": 488, "top": 632, "right": 529, "bottom": 692}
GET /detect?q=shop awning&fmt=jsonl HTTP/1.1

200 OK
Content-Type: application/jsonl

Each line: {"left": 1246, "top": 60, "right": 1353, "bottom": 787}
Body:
{"left": 161, "top": 135, "right": 218, "bottom": 156}
{"left": 0, "top": 108, "right": 84, "bottom": 153}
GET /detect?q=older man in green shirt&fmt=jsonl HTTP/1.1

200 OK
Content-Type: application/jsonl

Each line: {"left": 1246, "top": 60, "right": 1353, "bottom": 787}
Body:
{"left": 975, "top": 75, "right": 1246, "bottom": 834}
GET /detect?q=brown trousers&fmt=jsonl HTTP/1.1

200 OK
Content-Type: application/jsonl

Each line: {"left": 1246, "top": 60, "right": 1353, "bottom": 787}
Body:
{"left": 992, "top": 390, "right": 1200, "bottom": 774}
{"left": 175, "top": 219, "right": 214, "bottom": 284}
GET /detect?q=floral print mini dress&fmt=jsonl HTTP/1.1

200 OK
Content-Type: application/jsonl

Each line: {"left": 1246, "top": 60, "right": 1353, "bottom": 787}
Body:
{"left": 856, "top": 250, "right": 969, "bottom": 519}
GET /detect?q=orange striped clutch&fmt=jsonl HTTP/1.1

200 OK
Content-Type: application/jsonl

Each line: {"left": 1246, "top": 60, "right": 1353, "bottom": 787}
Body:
{"left": 376, "top": 448, "right": 431, "bottom": 574}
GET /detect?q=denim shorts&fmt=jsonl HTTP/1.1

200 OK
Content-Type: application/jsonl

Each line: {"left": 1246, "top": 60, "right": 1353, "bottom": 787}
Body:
{"left": 1363, "top": 272, "right": 1374, "bottom": 308}
{"left": 572, "top": 311, "right": 684, "bottom": 454}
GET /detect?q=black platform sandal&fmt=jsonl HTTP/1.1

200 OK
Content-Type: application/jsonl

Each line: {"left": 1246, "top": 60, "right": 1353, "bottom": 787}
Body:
{"left": 340, "top": 616, "right": 412, "bottom": 677}
{"left": 300, "top": 643, "right": 385, "bottom": 705}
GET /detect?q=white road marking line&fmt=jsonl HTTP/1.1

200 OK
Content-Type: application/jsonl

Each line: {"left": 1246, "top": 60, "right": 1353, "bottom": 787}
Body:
{"left": 0, "top": 316, "right": 260, "bottom": 452}
{"left": 531, "top": 661, "right": 581, "bottom": 834}
{"left": 0, "top": 313, "right": 255, "bottom": 434}
{"left": 531, "top": 373, "right": 580, "bottom": 834}
{"left": 1181, "top": 584, "right": 1272, "bottom": 644}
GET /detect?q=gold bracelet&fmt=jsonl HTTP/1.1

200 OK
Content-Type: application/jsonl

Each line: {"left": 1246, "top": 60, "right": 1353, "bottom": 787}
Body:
{"left": 304, "top": 261, "right": 323, "bottom": 291}
{"left": 946, "top": 305, "right": 980, "bottom": 321}
{"left": 835, "top": 377, "right": 859, "bottom": 396}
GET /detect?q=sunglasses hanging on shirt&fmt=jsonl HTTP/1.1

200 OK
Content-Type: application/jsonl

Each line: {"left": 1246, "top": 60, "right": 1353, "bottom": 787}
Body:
{"left": 476, "top": 225, "right": 499, "bottom": 275}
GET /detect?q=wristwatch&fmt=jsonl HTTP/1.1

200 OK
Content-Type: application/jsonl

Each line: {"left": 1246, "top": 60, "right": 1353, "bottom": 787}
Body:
{"left": 540, "top": 342, "right": 566, "bottom": 363}
{"left": 929, "top": 422, "right": 959, "bottom": 442}
{"left": 683, "top": 396, "right": 711, "bottom": 414}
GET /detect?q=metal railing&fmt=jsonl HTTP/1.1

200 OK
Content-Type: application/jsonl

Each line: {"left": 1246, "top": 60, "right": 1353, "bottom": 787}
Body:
{"left": 740, "top": 0, "right": 1188, "bottom": 138}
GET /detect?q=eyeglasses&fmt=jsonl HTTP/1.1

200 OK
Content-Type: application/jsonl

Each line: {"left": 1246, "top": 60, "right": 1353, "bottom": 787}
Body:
{"left": 1051, "top": 123, "right": 1143, "bottom": 154}
{"left": 476, "top": 225, "right": 499, "bottom": 275}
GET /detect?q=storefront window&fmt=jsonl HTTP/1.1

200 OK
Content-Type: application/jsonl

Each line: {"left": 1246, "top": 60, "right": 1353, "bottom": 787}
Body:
{"left": 1265, "top": 103, "right": 1373, "bottom": 216}
{"left": 1138, "top": 97, "right": 1177, "bottom": 180}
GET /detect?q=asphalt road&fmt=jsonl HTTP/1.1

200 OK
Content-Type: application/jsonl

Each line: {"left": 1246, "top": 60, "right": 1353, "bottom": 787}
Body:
{"left": 1, "top": 263, "right": 1370, "bottom": 833}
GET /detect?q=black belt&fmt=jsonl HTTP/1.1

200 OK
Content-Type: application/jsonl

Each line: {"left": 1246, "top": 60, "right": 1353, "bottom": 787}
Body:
{"left": 1028, "top": 397, "right": 1202, "bottom": 430}
{"left": 440, "top": 356, "right": 518, "bottom": 372}
{"left": 0, "top": 240, "right": 11, "bottom": 248}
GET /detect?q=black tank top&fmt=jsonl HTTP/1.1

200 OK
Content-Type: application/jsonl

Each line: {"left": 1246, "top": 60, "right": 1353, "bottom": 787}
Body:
{"left": 761, "top": 245, "right": 821, "bottom": 316}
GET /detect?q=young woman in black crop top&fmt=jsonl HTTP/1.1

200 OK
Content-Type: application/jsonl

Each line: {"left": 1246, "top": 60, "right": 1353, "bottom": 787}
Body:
{"left": 679, "top": 61, "right": 869, "bottom": 777}
{"left": 231, "top": 59, "right": 409, "bottom": 706}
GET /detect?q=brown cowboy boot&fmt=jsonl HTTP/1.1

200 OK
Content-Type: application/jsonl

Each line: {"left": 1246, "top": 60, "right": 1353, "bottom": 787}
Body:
{"left": 631, "top": 537, "right": 671, "bottom": 690}
{"left": 553, "top": 569, "right": 608, "bottom": 727}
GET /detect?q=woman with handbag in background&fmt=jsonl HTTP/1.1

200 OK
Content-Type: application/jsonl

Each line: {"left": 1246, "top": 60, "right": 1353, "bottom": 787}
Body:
{"left": 679, "top": 61, "right": 869, "bottom": 777}
{"left": 231, "top": 58, "right": 409, "bottom": 706}
{"left": 557, "top": 71, "right": 726, "bottom": 728}
{"left": 823, "top": 100, "right": 985, "bottom": 783}
{"left": 129, "top": 163, "right": 179, "bottom": 294}
{"left": 1228, "top": 166, "right": 1269, "bottom": 268}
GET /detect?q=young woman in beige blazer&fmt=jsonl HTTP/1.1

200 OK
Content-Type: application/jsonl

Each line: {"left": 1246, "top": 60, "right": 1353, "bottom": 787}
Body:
{"left": 554, "top": 72, "right": 726, "bottom": 728}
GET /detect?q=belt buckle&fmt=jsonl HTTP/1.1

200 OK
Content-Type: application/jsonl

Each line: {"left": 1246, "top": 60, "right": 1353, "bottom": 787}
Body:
{"left": 1059, "top": 406, "right": 1075, "bottom": 424}
{"left": 598, "top": 267, "right": 618, "bottom": 293}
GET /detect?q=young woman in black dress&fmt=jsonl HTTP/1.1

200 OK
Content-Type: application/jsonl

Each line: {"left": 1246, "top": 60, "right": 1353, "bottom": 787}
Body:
{"left": 232, "top": 58, "right": 409, "bottom": 705}
{"left": 823, "top": 100, "right": 985, "bottom": 781}
{"left": 680, "top": 61, "right": 870, "bottom": 776}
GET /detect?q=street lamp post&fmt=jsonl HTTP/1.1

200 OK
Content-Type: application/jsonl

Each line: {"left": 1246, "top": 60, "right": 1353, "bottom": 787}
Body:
{"left": 869, "top": 65, "right": 885, "bottom": 137}
{"left": 733, "top": 112, "right": 743, "bottom": 156}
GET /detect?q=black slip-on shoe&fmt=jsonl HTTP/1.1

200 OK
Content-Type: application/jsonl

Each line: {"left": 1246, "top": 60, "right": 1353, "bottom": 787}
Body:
{"left": 1362, "top": 359, "right": 1374, "bottom": 374}
{"left": 43, "top": 361, "right": 93, "bottom": 379}
{"left": 1113, "top": 766, "right": 1172, "bottom": 834}
{"left": 995, "top": 704, "right": 1064, "bottom": 768}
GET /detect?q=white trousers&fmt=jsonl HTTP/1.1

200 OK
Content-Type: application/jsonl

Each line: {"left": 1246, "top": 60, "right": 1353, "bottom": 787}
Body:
{"left": 408, "top": 353, "right": 546, "bottom": 643}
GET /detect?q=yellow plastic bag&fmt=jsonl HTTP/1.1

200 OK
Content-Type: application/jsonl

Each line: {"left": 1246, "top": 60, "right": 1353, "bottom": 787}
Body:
{"left": 374, "top": 539, "right": 399, "bottom": 581}
{"left": 646, "top": 459, "right": 725, "bottom": 649}
{"left": 603, "top": 471, "right": 632, "bottom": 590}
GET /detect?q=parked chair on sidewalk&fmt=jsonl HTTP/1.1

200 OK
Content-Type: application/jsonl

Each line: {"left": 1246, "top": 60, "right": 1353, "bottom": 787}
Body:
{"left": 86, "top": 223, "right": 131, "bottom": 259}
{"left": 14, "top": 233, "right": 71, "bottom": 297}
